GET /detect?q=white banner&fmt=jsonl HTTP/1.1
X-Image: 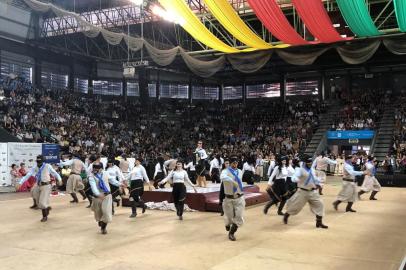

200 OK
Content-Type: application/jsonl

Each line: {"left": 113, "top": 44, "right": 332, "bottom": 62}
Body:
{"left": 7, "top": 143, "right": 42, "bottom": 186}
{"left": 0, "top": 143, "right": 8, "bottom": 186}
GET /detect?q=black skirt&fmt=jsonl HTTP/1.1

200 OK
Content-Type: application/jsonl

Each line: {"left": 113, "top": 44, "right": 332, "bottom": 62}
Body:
{"left": 154, "top": 172, "right": 165, "bottom": 181}
{"left": 211, "top": 168, "right": 220, "bottom": 183}
{"left": 267, "top": 178, "right": 287, "bottom": 202}
{"left": 242, "top": 171, "right": 254, "bottom": 184}
{"left": 196, "top": 161, "right": 206, "bottom": 177}
{"left": 285, "top": 177, "right": 297, "bottom": 199}
{"left": 172, "top": 183, "right": 186, "bottom": 203}
{"left": 130, "top": 180, "right": 144, "bottom": 200}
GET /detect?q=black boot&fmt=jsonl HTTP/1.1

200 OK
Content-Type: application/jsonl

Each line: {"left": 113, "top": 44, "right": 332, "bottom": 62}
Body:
{"left": 86, "top": 196, "right": 93, "bottom": 208}
{"left": 112, "top": 204, "right": 115, "bottom": 216}
{"left": 140, "top": 200, "right": 147, "bottom": 214}
{"left": 283, "top": 213, "right": 290, "bottom": 224}
{"left": 30, "top": 199, "right": 38, "bottom": 209}
{"left": 100, "top": 222, "right": 107, "bottom": 234}
{"left": 70, "top": 193, "right": 79, "bottom": 203}
{"left": 129, "top": 201, "right": 137, "bottom": 218}
{"left": 346, "top": 202, "right": 356, "bottom": 212}
{"left": 277, "top": 200, "right": 286, "bottom": 216}
{"left": 370, "top": 191, "right": 378, "bottom": 200}
{"left": 316, "top": 215, "right": 328, "bottom": 229}
{"left": 78, "top": 190, "right": 87, "bottom": 200}
{"left": 358, "top": 190, "right": 366, "bottom": 199}
{"left": 332, "top": 200, "right": 341, "bottom": 211}
{"left": 220, "top": 207, "right": 224, "bottom": 216}
{"left": 263, "top": 200, "right": 275, "bottom": 215}
{"left": 114, "top": 198, "right": 120, "bottom": 207}
{"left": 228, "top": 224, "right": 238, "bottom": 241}
{"left": 225, "top": 224, "right": 231, "bottom": 231}
{"left": 319, "top": 187, "right": 323, "bottom": 195}
{"left": 40, "top": 209, "right": 48, "bottom": 222}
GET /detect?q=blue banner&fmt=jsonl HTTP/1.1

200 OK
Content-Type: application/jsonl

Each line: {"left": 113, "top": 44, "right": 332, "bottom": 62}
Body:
{"left": 42, "top": 144, "right": 60, "bottom": 164}
{"left": 327, "top": 130, "right": 374, "bottom": 140}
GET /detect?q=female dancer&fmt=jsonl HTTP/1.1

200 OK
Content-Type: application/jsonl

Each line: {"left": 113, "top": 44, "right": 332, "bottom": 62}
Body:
{"left": 153, "top": 156, "right": 167, "bottom": 189}
{"left": 263, "top": 156, "right": 289, "bottom": 215}
{"left": 159, "top": 160, "right": 197, "bottom": 220}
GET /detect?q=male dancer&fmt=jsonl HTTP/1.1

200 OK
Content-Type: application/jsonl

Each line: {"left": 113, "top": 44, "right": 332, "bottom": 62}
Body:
{"left": 312, "top": 152, "right": 337, "bottom": 195}
{"left": 88, "top": 163, "right": 112, "bottom": 234}
{"left": 220, "top": 157, "right": 245, "bottom": 241}
{"left": 59, "top": 153, "right": 87, "bottom": 203}
{"left": 333, "top": 155, "right": 366, "bottom": 212}
{"left": 283, "top": 156, "right": 328, "bottom": 229}
{"left": 358, "top": 156, "right": 381, "bottom": 200}
{"left": 17, "top": 155, "right": 62, "bottom": 222}
{"left": 195, "top": 140, "right": 208, "bottom": 188}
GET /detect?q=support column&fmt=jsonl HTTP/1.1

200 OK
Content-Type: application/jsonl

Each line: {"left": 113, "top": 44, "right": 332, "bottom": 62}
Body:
{"left": 320, "top": 72, "right": 326, "bottom": 101}
{"left": 219, "top": 83, "right": 224, "bottom": 104}
{"left": 34, "top": 57, "right": 42, "bottom": 89}
{"left": 123, "top": 77, "right": 127, "bottom": 102}
{"left": 188, "top": 76, "right": 193, "bottom": 105}
{"left": 138, "top": 67, "right": 148, "bottom": 105}
{"left": 242, "top": 81, "right": 247, "bottom": 104}
{"left": 68, "top": 64, "right": 74, "bottom": 91}
{"left": 281, "top": 74, "right": 286, "bottom": 102}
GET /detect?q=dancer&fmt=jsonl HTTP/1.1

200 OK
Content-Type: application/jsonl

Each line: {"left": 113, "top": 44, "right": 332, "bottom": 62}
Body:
{"left": 195, "top": 140, "right": 208, "bottom": 188}
{"left": 333, "top": 155, "right": 366, "bottom": 212}
{"left": 242, "top": 157, "right": 256, "bottom": 185}
{"left": 105, "top": 159, "right": 125, "bottom": 215}
{"left": 283, "top": 156, "right": 328, "bottom": 229}
{"left": 219, "top": 159, "right": 230, "bottom": 216}
{"left": 126, "top": 157, "right": 152, "bottom": 218}
{"left": 255, "top": 154, "right": 264, "bottom": 181}
{"left": 209, "top": 154, "right": 223, "bottom": 184}
{"left": 59, "top": 153, "right": 88, "bottom": 204}
{"left": 159, "top": 160, "right": 197, "bottom": 220}
{"left": 88, "top": 163, "right": 112, "bottom": 235}
{"left": 153, "top": 156, "right": 167, "bottom": 189}
{"left": 358, "top": 156, "right": 381, "bottom": 200}
{"left": 220, "top": 157, "right": 245, "bottom": 241}
{"left": 263, "top": 156, "right": 288, "bottom": 215}
{"left": 312, "top": 152, "right": 337, "bottom": 195}
{"left": 184, "top": 158, "right": 196, "bottom": 184}
{"left": 17, "top": 155, "right": 62, "bottom": 222}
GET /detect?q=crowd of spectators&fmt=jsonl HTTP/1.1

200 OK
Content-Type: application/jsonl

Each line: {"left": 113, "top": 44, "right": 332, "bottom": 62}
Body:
{"left": 393, "top": 94, "right": 406, "bottom": 173}
{"left": 0, "top": 76, "right": 325, "bottom": 168}
{"left": 330, "top": 89, "right": 391, "bottom": 131}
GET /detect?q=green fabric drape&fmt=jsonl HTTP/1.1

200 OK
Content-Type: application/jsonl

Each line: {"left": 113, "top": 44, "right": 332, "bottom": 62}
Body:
{"left": 394, "top": 0, "right": 406, "bottom": 32}
{"left": 336, "top": 0, "right": 380, "bottom": 37}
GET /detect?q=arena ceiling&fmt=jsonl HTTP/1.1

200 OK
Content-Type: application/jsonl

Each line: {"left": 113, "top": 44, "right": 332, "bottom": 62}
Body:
{"left": 9, "top": 0, "right": 406, "bottom": 78}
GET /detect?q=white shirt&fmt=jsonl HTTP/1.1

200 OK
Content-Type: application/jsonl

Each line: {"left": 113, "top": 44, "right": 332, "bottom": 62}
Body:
{"left": 184, "top": 162, "right": 196, "bottom": 171}
{"left": 209, "top": 158, "right": 224, "bottom": 173}
{"left": 126, "top": 165, "right": 150, "bottom": 183}
{"left": 287, "top": 165, "right": 295, "bottom": 177}
{"left": 160, "top": 170, "right": 194, "bottom": 186}
{"left": 267, "top": 160, "right": 276, "bottom": 176}
{"left": 154, "top": 163, "right": 167, "bottom": 178}
{"left": 312, "top": 156, "right": 337, "bottom": 171}
{"left": 268, "top": 165, "right": 288, "bottom": 185}
{"left": 195, "top": 148, "right": 208, "bottom": 160}
{"left": 106, "top": 166, "right": 125, "bottom": 186}
{"left": 242, "top": 162, "right": 255, "bottom": 174}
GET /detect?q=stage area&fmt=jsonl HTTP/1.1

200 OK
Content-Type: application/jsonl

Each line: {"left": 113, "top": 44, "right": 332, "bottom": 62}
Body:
{"left": 0, "top": 177, "right": 405, "bottom": 270}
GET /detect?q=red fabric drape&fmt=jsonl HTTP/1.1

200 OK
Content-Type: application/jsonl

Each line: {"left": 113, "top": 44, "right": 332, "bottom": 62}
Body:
{"left": 292, "top": 0, "right": 345, "bottom": 43}
{"left": 247, "top": 0, "right": 308, "bottom": 45}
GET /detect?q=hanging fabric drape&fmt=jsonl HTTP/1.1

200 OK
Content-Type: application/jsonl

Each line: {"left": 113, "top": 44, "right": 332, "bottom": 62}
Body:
{"left": 159, "top": 0, "right": 241, "bottom": 53}
{"left": 276, "top": 47, "right": 331, "bottom": 65}
{"left": 247, "top": 0, "right": 308, "bottom": 45}
{"left": 202, "top": 0, "right": 288, "bottom": 49}
{"left": 292, "top": 0, "right": 347, "bottom": 43}
{"left": 336, "top": 40, "right": 381, "bottom": 64}
{"left": 179, "top": 49, "right": 226, "bottom": 78}
{"left": 394, "top": 0, "right": 406, "bottom": 32}
{"left": 226, "top": 50, "right": 273, "bottom": 73}
{"left": 336, "top": 0, "right": 380, "bottom": 37}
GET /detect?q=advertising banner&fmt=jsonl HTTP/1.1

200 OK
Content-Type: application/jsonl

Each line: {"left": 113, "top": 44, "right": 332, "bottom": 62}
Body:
{"left": 42, "top": 144, "right": 60, "bottom": 164}
{"left": 0, "top": 143, "right": 8, "bottom": 186}
{"left": 327, "top": 130, "right": 375, "bottom": 140}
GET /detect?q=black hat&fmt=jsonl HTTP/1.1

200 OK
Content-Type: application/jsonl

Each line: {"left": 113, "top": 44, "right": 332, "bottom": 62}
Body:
{"left": 345, "top": 155, "right": 353, "bottom": 160}
{"left": 36, "top": 155, "right": 44, "bottom": 162}
{"left": 92, "top": 163, "right": 103, "bottom": 170}
{"left": 230, "top": 156, "right": 239, "bottom": 163}
{"left": 301, "top": 155, "right": 312, "bottom": 163}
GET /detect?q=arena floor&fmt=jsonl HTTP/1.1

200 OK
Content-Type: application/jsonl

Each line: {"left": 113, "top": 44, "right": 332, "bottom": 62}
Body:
{"left": 0, "top": 176, "right": 405, "bottom": 270}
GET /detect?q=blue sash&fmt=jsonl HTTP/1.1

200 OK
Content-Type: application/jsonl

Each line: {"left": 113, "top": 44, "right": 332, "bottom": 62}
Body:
{"left": 368, "top": 162, "right": 376, "bottom": 176}
{"left": 228, "top": 168, "right": 243, "bottom": 193}
{"left": 35, "top": 164, "right": 46, "bottom": 184}
{"left": 95, "top": 173, "right": 109, "bottom": 193}
{"left": 304, "top": 167, "right": 315, "bottom": 186}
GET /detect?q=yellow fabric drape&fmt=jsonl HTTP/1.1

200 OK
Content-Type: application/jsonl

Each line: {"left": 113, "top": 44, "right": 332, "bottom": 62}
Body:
{"left": 203, "top": 0, "right": 289, "bottom": 49}
{"left": 159, "top": 0, "right": 240, "bottom": 53}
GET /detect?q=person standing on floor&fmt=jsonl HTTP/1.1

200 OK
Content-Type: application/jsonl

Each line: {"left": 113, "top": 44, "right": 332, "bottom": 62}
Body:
{"left": 88, "top": 163, "right": 112, "bottom": 235}
{"left": 219, "top": 159, "right": 230, "bottom": 216}
{"left": 59, "top": 153, "right": 88, "bottom": 204}
{"left": 159, "top": 160, "right": 197, "bottom": 220}
{"left": 126, "top": 157, "right": 152, "bottom": 218}
{"left": 17, "top": 155, "right": 62, "bottom": 222}
{"left": 153, "top": 156, "right": 167, "bottom": 189}
{"left": 312, "top": 152, "right": 337, "bottom": 195}
{"left": 209, "top": 154, "right": 223, "bottom": 184}
{"left": 242, "top": 157, "right": 256, "bottom": 185}
{"left": 263, "top": 156, "right": 289, "bottom": 216}
{"left": 184, "top": 158, "right": 197, "bottom": 184}
{"left": 195, "top": 140, "right": 208, "bottom": 188}
{"left": 105, "top": 158, "right": 125, "bottom": 215}
{"left": 333, "top": 155, "right": 366, "bottom": 213}
{"left": 255, "top": 154, "right": 264, "bottom": 181}
{"left": 358, "top": 156, "right": 382, "bottom": 200}
{"left": 220, "top": 156, "right": 245, "bottom": 241}
{"left": 283, "top": 156, "right": 328, "bottom": 229}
